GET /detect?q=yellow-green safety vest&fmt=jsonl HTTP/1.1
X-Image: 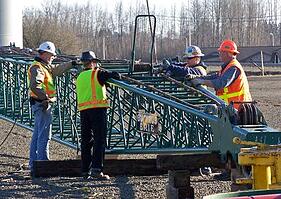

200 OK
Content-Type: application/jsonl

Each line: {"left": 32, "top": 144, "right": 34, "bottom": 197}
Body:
{"left": 76, "top": 68, "right": 109, "bottom": 111}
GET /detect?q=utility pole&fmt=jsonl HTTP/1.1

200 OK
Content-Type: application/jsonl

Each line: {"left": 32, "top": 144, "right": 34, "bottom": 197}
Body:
{"left": 270, "top": 33, "right": 275, "bottom": 46}
{"left": 188, "top": 27, "right": 191, "bottom": 46}
{"left": 261, "top": 51, "right": 264, "bottom": 76}
{"left": 102, "top": 35, "right": 106, "bottom": 59}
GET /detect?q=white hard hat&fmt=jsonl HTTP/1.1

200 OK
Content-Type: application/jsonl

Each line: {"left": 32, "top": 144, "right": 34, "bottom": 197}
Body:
{"left": 38, "top": 41, "right": 56, "bottom": 56}
{"left": 183, "top": 45, "right": 204, "bottom": 58}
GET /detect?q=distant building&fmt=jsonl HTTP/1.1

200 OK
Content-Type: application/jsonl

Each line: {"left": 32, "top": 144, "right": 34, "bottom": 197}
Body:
{"left": 201, "top": 46, "right": 281, "bottom": 64}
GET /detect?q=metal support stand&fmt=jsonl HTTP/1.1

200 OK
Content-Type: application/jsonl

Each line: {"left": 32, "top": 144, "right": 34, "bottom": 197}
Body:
{"left": 234, "top": 137, "right": 281, "bottom": 190}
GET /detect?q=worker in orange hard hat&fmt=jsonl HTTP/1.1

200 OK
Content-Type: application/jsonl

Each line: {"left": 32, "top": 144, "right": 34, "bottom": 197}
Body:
{"left": 190, "top": 39, "right": 252, "bottom": 110}
{"left": 217, "top": 39, "right": 240, "bottom": 54}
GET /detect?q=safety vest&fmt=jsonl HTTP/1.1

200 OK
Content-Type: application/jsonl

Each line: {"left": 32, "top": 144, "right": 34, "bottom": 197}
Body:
{"left": 216, "top": 59, "right": 252, "bottom": 109}
{"left": 194, "top": 65, "right": 207, "bottom": 76}
{"left": 76, "top": 68, "right": 109, "bottom": 111}
{"left": 28, "top": 61, "right": 56, "bottom": 98}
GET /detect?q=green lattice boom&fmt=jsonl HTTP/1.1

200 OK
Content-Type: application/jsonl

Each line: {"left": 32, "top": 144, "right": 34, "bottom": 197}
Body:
{"left": 1, "top": 54, "right": 281, "bottom": 156}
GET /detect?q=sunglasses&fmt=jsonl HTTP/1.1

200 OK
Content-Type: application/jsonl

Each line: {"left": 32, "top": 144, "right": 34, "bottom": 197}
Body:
{"left": 183, "top": 57, "right": 196, "bottom": 61}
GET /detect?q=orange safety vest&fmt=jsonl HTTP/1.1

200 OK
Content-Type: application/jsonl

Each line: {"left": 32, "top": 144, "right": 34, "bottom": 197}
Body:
{"left": 216, "top": 59, "right": 252, "bottom": 109}
{"left": 28, "top": 61, "right": 56, "bottom": 99}
{"left": 76, "top": 68, "right": 109, "bottom": 111}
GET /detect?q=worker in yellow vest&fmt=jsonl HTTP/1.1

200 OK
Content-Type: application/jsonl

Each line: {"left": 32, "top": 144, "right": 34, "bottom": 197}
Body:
{"left": 191, "top": 40, "right": 252, "bottom": 110}
{"left": 28, "top": 41, "right": 78, "bottom": 174}
{"left": 76, "top": 51, "right": 121, "bottom": 180}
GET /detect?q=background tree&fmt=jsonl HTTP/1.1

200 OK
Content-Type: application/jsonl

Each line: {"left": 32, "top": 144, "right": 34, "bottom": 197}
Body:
{"left": 23, "top": 0, "right": 281, "bottom": 61}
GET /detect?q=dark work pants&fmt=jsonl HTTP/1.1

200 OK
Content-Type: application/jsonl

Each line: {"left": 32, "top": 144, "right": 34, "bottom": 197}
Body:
{"left": 80, "top": 108, "right": 107, "bottom": 174}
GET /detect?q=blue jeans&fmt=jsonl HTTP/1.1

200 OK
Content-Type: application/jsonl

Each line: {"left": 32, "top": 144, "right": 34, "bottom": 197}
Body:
{"left": 29, "top": 102, "right": 52, "bottom": 171}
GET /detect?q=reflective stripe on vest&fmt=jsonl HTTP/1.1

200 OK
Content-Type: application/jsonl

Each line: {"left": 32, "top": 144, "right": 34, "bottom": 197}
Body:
{"left": 215, "top": 59, "right": 252, "bottom": 109}
{"left": 28, "top": 61, "right": 56, "bottom": 98}
{"left": 218, "top": 87, "right": 245, "bottom": 100}
{"left": 76, "top": 68, "right": 109, "bottom": 111}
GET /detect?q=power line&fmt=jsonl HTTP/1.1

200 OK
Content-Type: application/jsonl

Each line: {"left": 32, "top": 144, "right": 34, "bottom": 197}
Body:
{"left": 155, "top": 14, "right": 281, "bottom": 23}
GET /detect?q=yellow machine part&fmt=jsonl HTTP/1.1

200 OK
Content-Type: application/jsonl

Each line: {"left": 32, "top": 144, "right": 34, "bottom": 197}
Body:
{"left": 233, "top": 137, "right": 281, "bottom": 190}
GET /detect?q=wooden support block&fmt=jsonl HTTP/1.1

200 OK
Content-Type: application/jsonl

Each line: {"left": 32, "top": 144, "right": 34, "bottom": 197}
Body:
{"left": 168, "top": 170, "right": 191, "bottom": 188}
{"left": 157, "top": 152, "right": 223, "bottom": 170}
{"left": 105, "top": 154, "right": 120, "bottom": 159}
{"left": 33, "top": 158, "right": 167, "bottom": 177}
{"left": 166, "top": 170, "right": 194, "bottom": 199}
{"left": 166, "top": 184, "right": 194, "bottom": 199}
{"left": 33, "top": 159, "right": 81, "bottom": 177}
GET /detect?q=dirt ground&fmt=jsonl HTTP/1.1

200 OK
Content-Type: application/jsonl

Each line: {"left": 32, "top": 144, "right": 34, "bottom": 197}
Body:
{"left": 248, "top": 75, "right": 281, "bottom": 130}
{"left": 0, "top": 75, "right": 281, "bottom": 198}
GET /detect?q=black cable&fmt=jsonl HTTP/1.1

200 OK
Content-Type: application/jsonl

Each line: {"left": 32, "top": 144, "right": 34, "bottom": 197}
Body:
{"left": 0, "top": 94, "right": 29, "bottom": 149}
{"left": 0, "top": 119, "right": 17, "bottom": 149}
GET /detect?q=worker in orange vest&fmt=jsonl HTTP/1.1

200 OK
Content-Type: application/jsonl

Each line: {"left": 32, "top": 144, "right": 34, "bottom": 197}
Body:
{"left": 191, "top": 40, "right": 252, "bottom": 110}
{"left": 28, "top": 41, "right": 79, "bottom": 174}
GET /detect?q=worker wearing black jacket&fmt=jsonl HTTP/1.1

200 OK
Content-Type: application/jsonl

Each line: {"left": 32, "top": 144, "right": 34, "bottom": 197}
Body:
{"left": 76, "top": 51, "right": 121, "bottom": 180}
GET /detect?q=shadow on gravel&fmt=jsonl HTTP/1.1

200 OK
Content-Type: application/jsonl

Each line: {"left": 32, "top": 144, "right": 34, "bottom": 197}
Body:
{"left": 24, "top": 176, "right": 135, "bottom": 198}
{"left": 31, "top": 178, "right": 86, "bottom": 198}
{"left": 0, "top": 153, "right": 29, "bottom": 160}
{"left": 0, "top": 162, "right": 22, "bottom": 169}
{"left": 114, "top": 176, "right": 135, "bottom": 198}
{"left": 0, "top": 190, "right": 36, "bottom": 198}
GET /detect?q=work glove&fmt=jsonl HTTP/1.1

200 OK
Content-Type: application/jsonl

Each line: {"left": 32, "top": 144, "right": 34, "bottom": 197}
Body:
{"left": 111, "top": 71, "right": 122, "bottom": 80}
{"left": 71, "top": 58, "right": 83, "bottom": 66}
{"left": 191, "top": 78, "right": 204, "bottom": 87}
{"left": 162, "top": 59, "right": 171, "bottom": 69}
{"left": 185, "top": 74, "right": 200, "bottom": 80}
{"left": 165, "top": 70, "right": 172, "bottom": 77}
{"left": 153, "top": 67, "right": 164, "bottom": 74}
{"left": 153, "top": 59, "right": 171, "bottom": 75}
{"left": 70, "top": 59, "right": 83, "bottom": 77}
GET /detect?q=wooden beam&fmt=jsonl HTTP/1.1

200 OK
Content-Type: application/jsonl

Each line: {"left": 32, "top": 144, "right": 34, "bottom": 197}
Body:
{"left": 33, "top": 158, "right": 167, "bottom": 177}
{"left": 33, "top": 152, "right": 224, "bottom": 177}
{"left": 156, "top": 152, "right": 224, "bottom": 170}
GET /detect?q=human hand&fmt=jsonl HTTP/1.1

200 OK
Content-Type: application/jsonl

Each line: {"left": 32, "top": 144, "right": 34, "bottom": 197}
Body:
{"left": 48, "top": 97, "right": 57, "bottom": 103}
{"left": 41, "top": 100, "right": 49, "bottom": 111}
{"left": 41, "top": 97, "right": 56, "bottom": 111}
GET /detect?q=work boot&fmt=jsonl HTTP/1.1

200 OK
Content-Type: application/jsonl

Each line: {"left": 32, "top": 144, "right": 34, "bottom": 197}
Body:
{"left": 199, "top": 167, "right": 212, "bottom": 176}
{"left": 214, "top": 170, "right": 231, "bottom": 181}
{"left": 29, "top": 171, "right": 35, "bottom": 178}
{"left": 91, "top": 171, "right": 110, "bottom": 180}
{"left": 82, "top": 171, "right": 91, "bottom": 180}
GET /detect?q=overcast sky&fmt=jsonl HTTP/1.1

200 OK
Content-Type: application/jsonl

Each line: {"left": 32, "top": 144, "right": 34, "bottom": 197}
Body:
{"left": 23, "top": 0, "right": 187, "bottom": 12}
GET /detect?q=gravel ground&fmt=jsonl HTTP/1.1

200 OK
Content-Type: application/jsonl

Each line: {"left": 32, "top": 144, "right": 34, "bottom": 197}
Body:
{"left": 248, "top": 75, "right": 281, "bottom": 130}
{"left": 0, "top": 75, "right": 280, "bottom": 198}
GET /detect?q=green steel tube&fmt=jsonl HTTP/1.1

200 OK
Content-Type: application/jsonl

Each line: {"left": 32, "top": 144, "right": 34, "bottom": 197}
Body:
{"left": 109, "top": 79, "right": 218, "bottom": 123}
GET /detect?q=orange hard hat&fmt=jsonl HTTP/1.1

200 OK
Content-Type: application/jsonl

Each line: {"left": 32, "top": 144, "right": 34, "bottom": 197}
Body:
{"left": 218, "top": 40, "right": 239, "bottom": 54}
